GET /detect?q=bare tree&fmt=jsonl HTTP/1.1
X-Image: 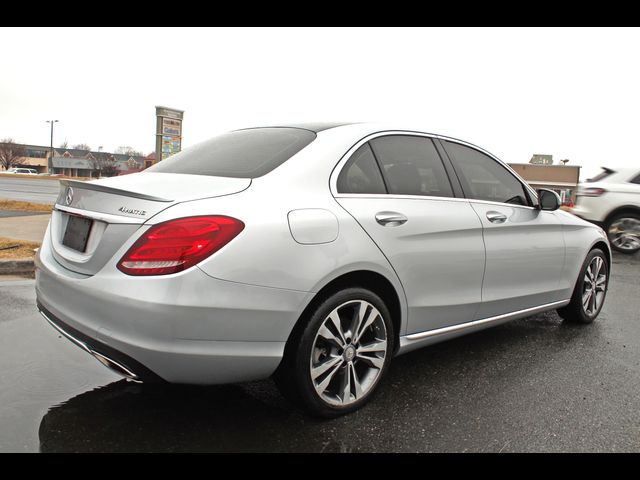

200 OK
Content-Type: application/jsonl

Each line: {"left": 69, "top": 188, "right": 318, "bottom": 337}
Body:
{"left": 73, "top": 143, "right": 91, "bottom": 151}
{"left": 115, "top": 146, "right": 143, "bottom": 157}
{"left": 0, "top": 139, "right": 26, "bottom": 171}
{"left": 59, "top": 139, "right": 69, "bottom": 149}
{"left": 91, "top": 152, "right": 119, "bottom": 178}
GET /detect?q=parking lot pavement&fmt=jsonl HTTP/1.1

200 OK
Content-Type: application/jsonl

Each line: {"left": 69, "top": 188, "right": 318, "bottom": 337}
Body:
{"left": 1, "top": 252, "right": 639, "bottom": 452}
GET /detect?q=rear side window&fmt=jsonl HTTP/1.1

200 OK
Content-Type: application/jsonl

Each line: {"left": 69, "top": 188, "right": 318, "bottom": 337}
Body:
{"left": 370, "top": 135, "right": 454, "bottom": 197}
{"left": 444, "top": 141, "right": 530, "bottom": 206}
{"left": 630, "top": 173, "right": 640, "bottom": 184}
{"left": 336, "top": 143, "right": 387, "bottom": 194}
{"left": 148, "top": 127, "right": 316, "bottom": 178}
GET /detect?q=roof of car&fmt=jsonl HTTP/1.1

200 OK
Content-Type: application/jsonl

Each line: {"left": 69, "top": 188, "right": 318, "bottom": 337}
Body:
{"left": 287, "top": 122, "right": 357, "bottom": 132}
{"left": 238, "top": 122, "right": 356, "bottom": 134}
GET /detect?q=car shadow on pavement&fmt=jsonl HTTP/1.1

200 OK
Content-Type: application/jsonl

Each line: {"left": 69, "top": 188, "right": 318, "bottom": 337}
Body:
{"left": 38, "top": 311, "right": 604, "bottom": 452}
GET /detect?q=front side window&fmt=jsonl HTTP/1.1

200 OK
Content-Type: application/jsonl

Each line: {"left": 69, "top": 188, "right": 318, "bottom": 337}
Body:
{"left": 369, "top": 135, "right": 454, "bottom": 197}
{"left": 630, "top": 172, "right": 640, "bottom": 185}
{"left": 336, "top": 143, "right": 386, "bottom": 194}
{"left": 444, "top": 141, "right": 530, "bottom": 206}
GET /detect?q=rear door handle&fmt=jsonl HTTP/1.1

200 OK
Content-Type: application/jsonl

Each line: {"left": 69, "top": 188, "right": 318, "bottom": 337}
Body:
{"left": 375, "top": 211, "right": 408, "bottom": 226}
{"left": 486, "top": 211, "right": 507, "bottom": 224}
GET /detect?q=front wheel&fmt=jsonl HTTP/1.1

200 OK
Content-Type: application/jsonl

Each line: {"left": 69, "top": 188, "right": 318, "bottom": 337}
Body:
{"left": 274, "top": 288, "right": 394, "bottom": 417}
{"left": 557, "top": 248, "right": 609, "bottom": 324}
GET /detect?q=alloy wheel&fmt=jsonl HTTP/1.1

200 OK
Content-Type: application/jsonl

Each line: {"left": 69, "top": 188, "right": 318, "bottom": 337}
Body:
{"left": 582, "top": 256, "right": 607, "bottom": 317}
{"left": 309, "top": 300, "right": 388, "bottom": 407}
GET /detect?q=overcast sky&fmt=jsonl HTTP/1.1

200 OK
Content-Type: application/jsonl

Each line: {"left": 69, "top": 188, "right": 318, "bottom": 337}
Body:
{"left": 1, "top": 27, "right": 639, "bottom": 178}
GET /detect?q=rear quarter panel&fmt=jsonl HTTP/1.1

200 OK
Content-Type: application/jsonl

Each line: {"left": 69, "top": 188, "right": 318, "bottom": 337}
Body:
{"left": 144, "top": 128, "right": 409, "bottom": 335}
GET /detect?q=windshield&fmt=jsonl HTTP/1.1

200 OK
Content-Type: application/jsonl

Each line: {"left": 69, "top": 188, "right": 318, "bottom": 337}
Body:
{"left": 148, "top": 127, "right": 316, "bottom": 178}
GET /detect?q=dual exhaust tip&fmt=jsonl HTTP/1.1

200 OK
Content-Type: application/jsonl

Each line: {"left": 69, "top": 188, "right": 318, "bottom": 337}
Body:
{"left": 38, "top": 306, "right": 141, "bottom": 383}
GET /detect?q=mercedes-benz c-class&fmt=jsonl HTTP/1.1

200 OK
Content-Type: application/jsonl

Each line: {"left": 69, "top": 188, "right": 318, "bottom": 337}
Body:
{"left": 35, "top": 123, "right": 610, "bottom": 416}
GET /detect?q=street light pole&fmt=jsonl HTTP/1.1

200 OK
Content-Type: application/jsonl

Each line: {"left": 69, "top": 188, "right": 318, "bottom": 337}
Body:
{"left": 46, "top": 120, "right": 59, "bottom": 174}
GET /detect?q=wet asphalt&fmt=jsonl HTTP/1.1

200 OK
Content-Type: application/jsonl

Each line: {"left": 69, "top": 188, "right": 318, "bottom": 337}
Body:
{"left": 1, "top": 252, "right": 639, "bottom": 452}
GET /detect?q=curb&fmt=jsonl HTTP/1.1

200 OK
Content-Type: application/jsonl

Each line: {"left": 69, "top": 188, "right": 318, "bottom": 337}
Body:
{"left": 0, "top": 258, "right": 35, "bottom": 275}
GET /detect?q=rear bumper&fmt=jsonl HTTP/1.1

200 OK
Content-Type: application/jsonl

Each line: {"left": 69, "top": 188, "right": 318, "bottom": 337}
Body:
{"left": 38, "top": 303, "right": 163, "bottom": 383}
{"left": 35, "top": 237, "right": 312, "bottom": 385}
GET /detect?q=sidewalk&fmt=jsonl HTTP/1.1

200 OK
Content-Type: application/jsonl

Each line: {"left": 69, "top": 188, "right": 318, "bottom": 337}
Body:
{"left": 0, "top": 213, "right": 50, "bottom": 277}
{"left": 0, "top": 214, "right": 50, "bottom": 243}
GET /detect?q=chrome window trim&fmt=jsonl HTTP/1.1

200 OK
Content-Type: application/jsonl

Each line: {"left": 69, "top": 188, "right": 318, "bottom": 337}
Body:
{"left": 333, "top": 193, "right": 470, "bottom": 203}
{"left": 333, "top": 193, "right": 539, "bottom": 211}
{"left": 329, "top": 130, "right": 539, "bottom": 207}
{"left": 466, "top": 198, "right": 538, "bottom": 211}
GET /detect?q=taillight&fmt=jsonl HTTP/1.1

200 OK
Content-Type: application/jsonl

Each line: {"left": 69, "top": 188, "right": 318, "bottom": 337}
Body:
{"left": 117, "top": 216, "right": 244, "bottom": 276}
{"left": 577, "top": 187, "right": 607, "bottom": 197}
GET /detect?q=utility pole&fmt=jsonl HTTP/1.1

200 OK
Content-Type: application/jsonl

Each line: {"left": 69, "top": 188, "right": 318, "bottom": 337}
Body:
{"left": 46, "top": 120, "right": 59, "bottom": 173}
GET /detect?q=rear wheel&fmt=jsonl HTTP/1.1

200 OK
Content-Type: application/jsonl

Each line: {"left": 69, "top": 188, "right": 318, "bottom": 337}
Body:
{"left": 557, "top": 248, "right": 609, "bottom": 324}
{"left": 274, "top": 288, "right": 394, "bottom": 417}
{"left": 606, "top": 213, "right": 640, "bottom": 254}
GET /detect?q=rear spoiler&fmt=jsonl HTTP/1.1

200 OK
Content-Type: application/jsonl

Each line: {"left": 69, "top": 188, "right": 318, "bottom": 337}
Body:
{"left": 59, "top": 179, "right": 173, "bottom": 203}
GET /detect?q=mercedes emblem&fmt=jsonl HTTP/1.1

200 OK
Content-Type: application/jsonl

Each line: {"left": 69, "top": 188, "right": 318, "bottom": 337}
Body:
{"left": 64, "top": 186, "right": 74, "bottom": 206}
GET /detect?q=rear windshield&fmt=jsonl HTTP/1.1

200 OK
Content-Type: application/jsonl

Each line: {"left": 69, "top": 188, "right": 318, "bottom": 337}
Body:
{"left": 148, "top": 127, "right": 316, "bottom": 178}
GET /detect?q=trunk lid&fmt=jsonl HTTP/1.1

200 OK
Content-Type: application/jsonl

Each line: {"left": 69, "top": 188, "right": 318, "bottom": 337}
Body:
{"left": 49, "top": 172, "right": 251, "bottom": 275}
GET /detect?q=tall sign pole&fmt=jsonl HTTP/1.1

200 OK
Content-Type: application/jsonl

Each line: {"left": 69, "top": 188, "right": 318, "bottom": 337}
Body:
{"left": 155, "top": 106, "right": 184, "bottom": 163}
{"left": 46, "top": 119, "right": 59, "bottom": 173}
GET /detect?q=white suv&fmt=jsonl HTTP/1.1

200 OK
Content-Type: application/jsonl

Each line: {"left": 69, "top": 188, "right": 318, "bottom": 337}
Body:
{"left": 571, "top": 167, "right": 640, "bottom": 254}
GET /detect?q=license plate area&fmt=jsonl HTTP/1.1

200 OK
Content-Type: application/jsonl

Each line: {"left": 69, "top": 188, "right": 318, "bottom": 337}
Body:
{"left": 62, "top": 215, "right": 93, "bottom": 252}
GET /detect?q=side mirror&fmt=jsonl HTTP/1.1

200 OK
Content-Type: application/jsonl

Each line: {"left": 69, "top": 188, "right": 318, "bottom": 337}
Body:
{"left": 537, "top": 188, "right": 561, "bottom": 211}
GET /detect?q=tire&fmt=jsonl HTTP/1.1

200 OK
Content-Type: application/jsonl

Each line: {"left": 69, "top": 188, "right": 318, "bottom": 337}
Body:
{"left": 274, "top": 288, "right": 394, "bottom": 418}
{"left": 557, "top": 248, "right": 609, "bottom": 324}
{"left": 606, "top": 213, "right": 640, "bottom": 254}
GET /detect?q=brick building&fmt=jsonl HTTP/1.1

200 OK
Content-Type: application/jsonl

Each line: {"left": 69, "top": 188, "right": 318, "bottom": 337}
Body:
{"left": 0, "top": 143, "right": 148, "bottom": 177}
{"left": 509, "top": 162, "right": 581, "bottom": 204}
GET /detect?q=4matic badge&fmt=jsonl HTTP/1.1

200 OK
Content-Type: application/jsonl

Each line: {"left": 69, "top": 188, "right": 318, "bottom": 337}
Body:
{"left": 118, "top": 206, "right": 147, "bottom": 216}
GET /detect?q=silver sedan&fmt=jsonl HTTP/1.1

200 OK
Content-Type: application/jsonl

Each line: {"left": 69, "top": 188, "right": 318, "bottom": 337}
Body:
{"left": 35, "top": 123, "right": 610, "bottom": 417}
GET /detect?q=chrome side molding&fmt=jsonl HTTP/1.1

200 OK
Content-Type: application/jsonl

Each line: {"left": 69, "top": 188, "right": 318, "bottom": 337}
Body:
{"left": 403, "top": 299, "right": 570, "bottom": 344}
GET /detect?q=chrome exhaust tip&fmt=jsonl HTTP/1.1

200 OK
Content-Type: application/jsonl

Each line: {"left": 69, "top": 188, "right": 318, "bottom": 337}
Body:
{"left": 38, "top": 307, "right": 141, "bottom": 383}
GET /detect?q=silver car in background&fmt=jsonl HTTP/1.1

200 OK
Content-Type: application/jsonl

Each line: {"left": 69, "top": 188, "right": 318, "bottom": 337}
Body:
{"left": 35, "top": 123, "right": 611, "bottom": 417}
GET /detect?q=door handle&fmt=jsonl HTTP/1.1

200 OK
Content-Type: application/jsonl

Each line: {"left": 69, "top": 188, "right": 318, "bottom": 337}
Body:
{"left": 486, "top": 211, "right": 507, "bottom": 224}
{"left": 375, "top": 211, "right": 408, "bottom": 226}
